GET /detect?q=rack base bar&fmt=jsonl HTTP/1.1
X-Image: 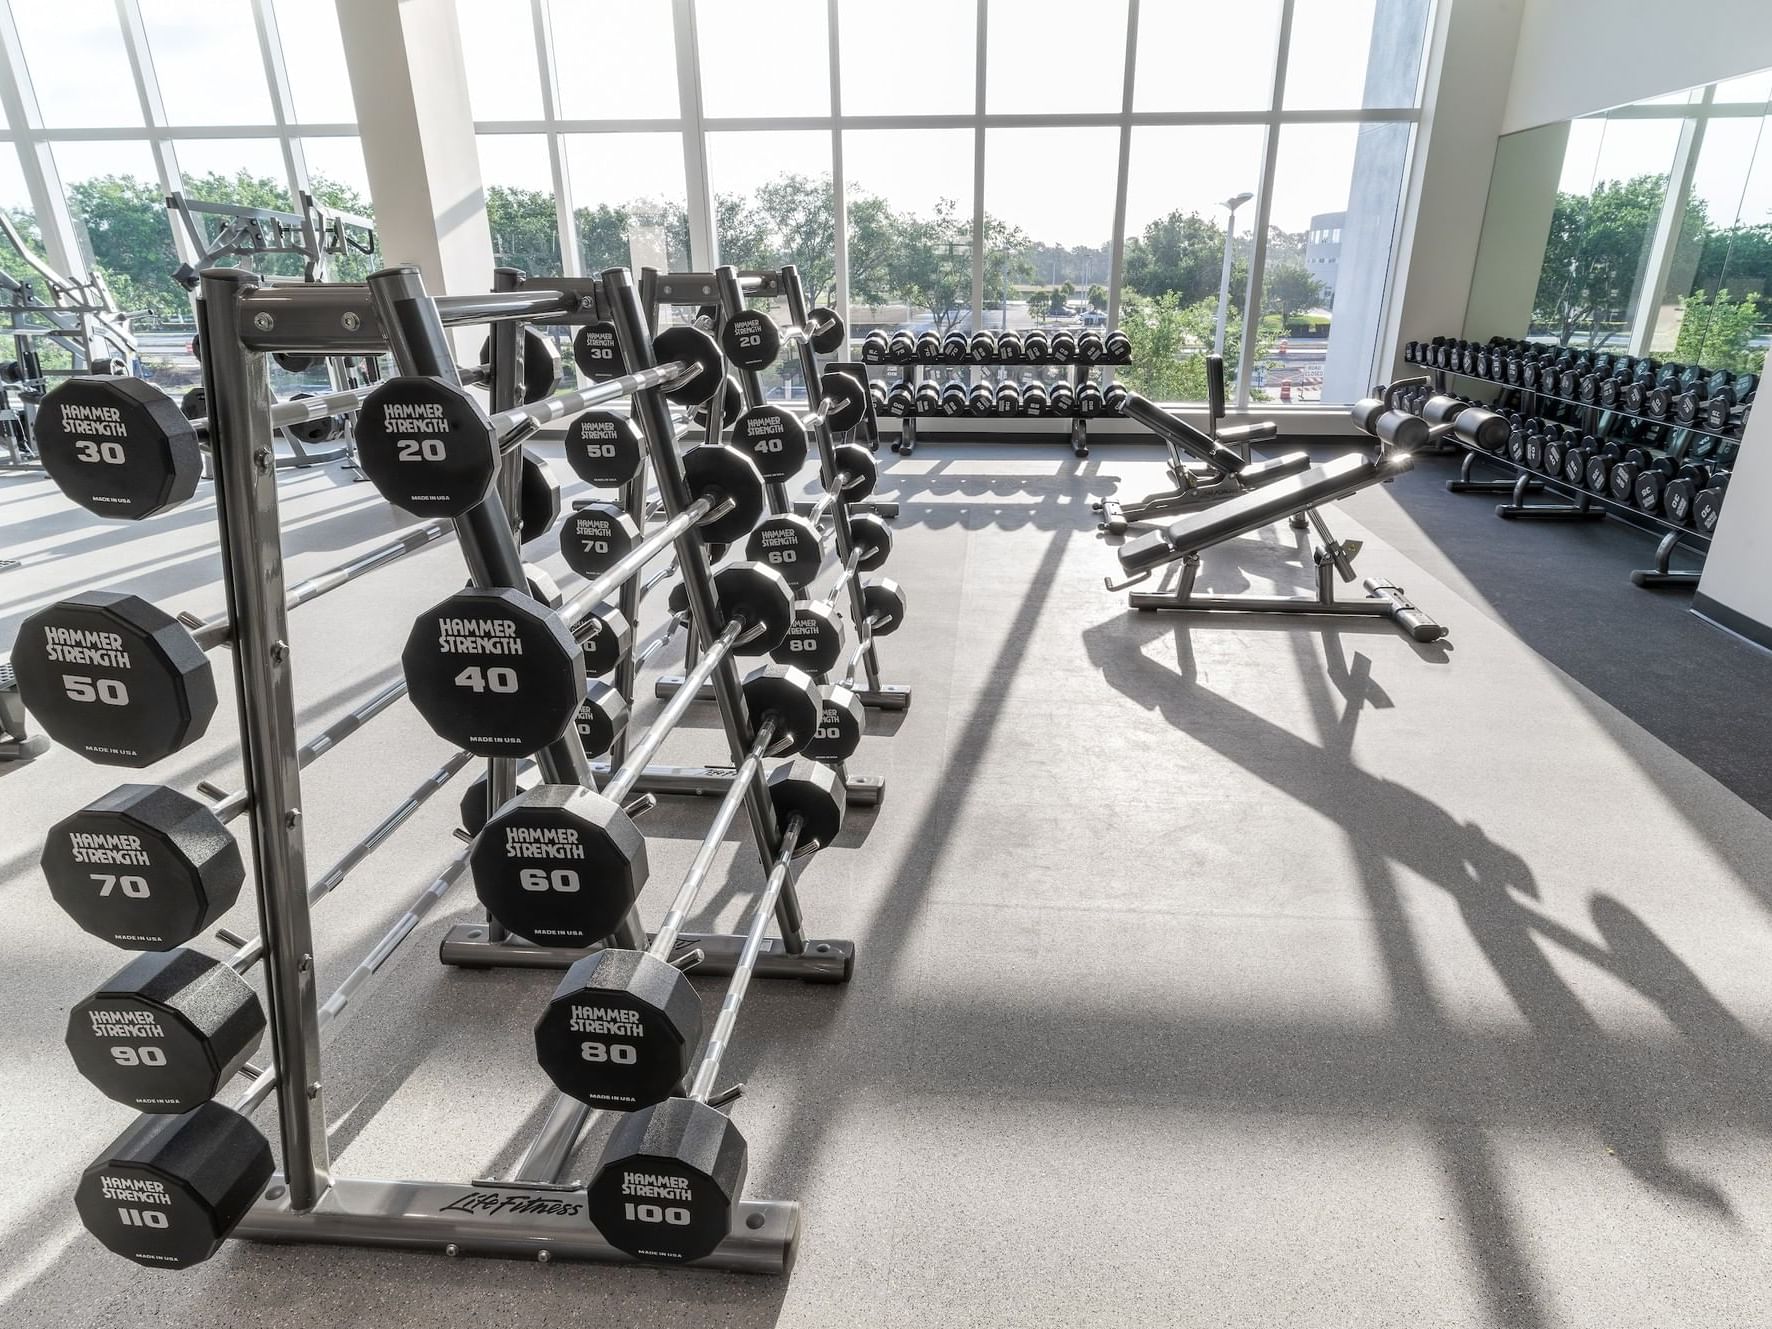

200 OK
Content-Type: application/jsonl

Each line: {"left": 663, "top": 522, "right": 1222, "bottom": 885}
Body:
{"left": 654, "top": 676, "right": 913, "bottom": 713}
{"left": 1129, "top": 585, "right": 1445, "bottom": 643}
{"left": 789, "top": 497, "right": 899, "bottom": 519}
{"left": 234, "top": 1173, "right": 798, "bottom": 1274}
{"left": 438, "top": 926, "right": 857, "bottom": 981}
{"left": 591, "top": 758, "right": 885, "bottom": 807}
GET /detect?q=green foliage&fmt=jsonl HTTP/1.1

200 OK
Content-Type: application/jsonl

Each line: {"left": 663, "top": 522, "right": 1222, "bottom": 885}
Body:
{"left": 1674, "top": 289, "right": 1765, "bottom": 373}
{"left": 1122, "top": 209, "right": 1232, "bottom": 306}
{"left": 1026, "top": 291, "right": 1049, "bottom": 322}
{"left": 1118, "top": 290, "right": 1276, "bottom": 402}
{"left": 1263, "top": 260, "right": 1324, "bottom": 326}
{"left": 1532, "top": 174, "right": 1689, "bottom": 348}
{"left": 1048, "top": 287, "right": 1068, "bottom": 315}
{"left": 1086, "top": 283, "right": 1107, "bottom": 312}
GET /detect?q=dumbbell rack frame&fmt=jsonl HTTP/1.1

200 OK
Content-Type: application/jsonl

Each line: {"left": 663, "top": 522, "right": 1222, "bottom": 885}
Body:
{"left": 646, "top": 265, "right": 912, "bottom": 716}
{"left": 188, "top": 266, "right": 818, "bottom": 1272}
{"left": 882, "top": 344, "right": 1133, "bottom": 458}
{"left": 1416, "top": 357, "right": 1738, "bottom": 589}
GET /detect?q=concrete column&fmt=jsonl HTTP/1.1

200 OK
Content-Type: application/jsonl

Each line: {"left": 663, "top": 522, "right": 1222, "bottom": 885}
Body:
{"left": 333, "top": 0, "right": 492, "bottom": 294}
{"left": 1377, "top": 0, "right": 1527, "bottom": 394}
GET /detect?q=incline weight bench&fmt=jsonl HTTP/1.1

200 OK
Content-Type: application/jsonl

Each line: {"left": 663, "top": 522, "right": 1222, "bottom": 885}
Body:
{"left": 1104, "top": 382, "right": 1460, "bottom": 643}
{"left": 1094, "top": 354, "right": 1312, "bottom": 534}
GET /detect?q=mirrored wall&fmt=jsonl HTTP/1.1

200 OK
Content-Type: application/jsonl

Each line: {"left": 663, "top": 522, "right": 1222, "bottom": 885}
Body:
{"left": 1467, "top": 72, "right": 1772, "bottom": 376}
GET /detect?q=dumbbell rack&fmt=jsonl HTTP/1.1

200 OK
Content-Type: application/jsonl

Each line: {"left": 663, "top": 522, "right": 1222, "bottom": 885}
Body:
{"left": 173, "top": 266, "right": 821, "bottom": 1271}
{"left": 882, "top": 346, "right": 1133, "bottom": 458}
{"left": 1414, "top": 357, "right": 1744, "bottom": 589}
{"left": 643, "top": 265, "right": 912, "bottom": 716}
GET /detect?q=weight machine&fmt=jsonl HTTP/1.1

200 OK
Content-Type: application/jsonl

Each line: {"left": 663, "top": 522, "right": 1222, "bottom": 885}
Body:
{"left": 167, "top": 189, "right": 382, "bottom": 471}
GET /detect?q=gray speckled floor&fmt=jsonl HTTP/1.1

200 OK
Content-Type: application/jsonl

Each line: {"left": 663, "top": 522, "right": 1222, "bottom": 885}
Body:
{"left": 2, "top": 440, "right": 1770, "bottom": 1329}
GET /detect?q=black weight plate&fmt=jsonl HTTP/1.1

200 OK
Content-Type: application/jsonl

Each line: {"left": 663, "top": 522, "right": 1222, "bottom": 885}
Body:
{"left": 732, "top": 404, "right": 809, "bottom": 482}
{"left": 559, "top": 503, "right": 640, "bottom": 579}
{"left": 42, "top": 784, "right": 243, "bottom": 951}
{"left": 36, "top": 377, "right": 202, "bottom": 521}
{"left": 683, "top": 445, "right": 766, "bottom": 545}
{"left": 564, "top": 410, "right": 645, "bottom": 488}
{"left": 801, "top": 684, "right": 865, "bottom": 763}
{"left": 741, "top": 665, "right": 823, "bottom": 754}
{"left": 746, "top": 514, "right": 824, "bottom": 590}
{"left": 519, "top": 453, "right": 561, "bottom": 544}
{"left": 720, "top": 309, "right": 782, "bottom": 370}
{"left": 573, "top": 321, "right": 627, "bottom": 381}
{"left": 355, "top": 376, "right": 498, "bottom": 517}
{"left": 848, "top": 512, "right": 893, "bottom": 571}
{"left": 654, "top": 325, "right": 725, "bottom": 404}
{"left": 12, "top": 592, "right": 217, "bottom": 768}
{"left": 402, "top": 587, "right": 584, "bottom": 756}
{"left": 770, "top": 601, "right": 843, "bottom": 675}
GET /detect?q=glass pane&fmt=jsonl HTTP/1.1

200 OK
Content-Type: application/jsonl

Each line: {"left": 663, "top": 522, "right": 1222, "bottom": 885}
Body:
{"left": 707, "top": 131, "right": 834, "bottom": 398}
{"left": 13, "top": 1, "right": 143, "bottom": 129}
{"left": 1560, "top": 115, "right": 1683, "bottom": 351}
{"left": 1654, "top": 111, "right": 1772, "bottom": 373}
{"left": 839, "top": 0, "right": 976, "bottom": 116}
{"left": 457, "top": 0, "right": 545, "bottom": 121}
{"left": 986, "top": 0, "right": 1127, "bottom": 114}
{"left": 981, "top": 126, "right": 1117, "bottom": 341}
{"left": 843, "top": 129, "right": 975, "bottom": 352}
{"left": 303, "top": 138, "right": 374, "bottom": 215}
{"left": 142, "top": 1, "right": 277, "bottom": 125}
{"left": 1134, "top": 1, "right": 1280, "bottom": 112}
{"left": 1714, "top": 72, "right": 1772, "bottom": 104}
{"left": 54, "top": 142, "right": 190, "bottom": 387}
{"left": 479, "top": 135, "right": 562, "bottom": 273}
{"left": 1283, "top": 0, "right": 1434, "bottom": 110}
{"left": 175, "top": 140, "right": 293, "bottom": 212}
{"left": 563, "top": 133, "right": 688, "bottom": 273}
{"left": 0, "top": 147, "right": 47, "bottom": 288}
{"left": 302, "top": 139, "right": 377, "bottom": 282}
{"left": 1119, "top": 125, "right": 1268, "bottom": 400}
{"left": 549, "top": 0, "right": 678, "bottom": 119}
{"left": 274, "top": 0, "right": 357, "bottom": 124}
{"left": 699, "top": 1, "right": 829, "bottom": 118}
{"left": 1261, "top": 121, "right": 1415, "bottom": 405}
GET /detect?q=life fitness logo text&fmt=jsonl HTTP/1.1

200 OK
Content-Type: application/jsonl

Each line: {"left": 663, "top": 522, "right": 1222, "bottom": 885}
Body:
{"left": 440, "top": 1189, "right": 583, "bottom": 1218}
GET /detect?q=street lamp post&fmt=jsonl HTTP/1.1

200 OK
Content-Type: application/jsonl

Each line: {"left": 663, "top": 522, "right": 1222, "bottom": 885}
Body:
{"left": 1214, "top": 191, "right": 1254, "bottom": 357}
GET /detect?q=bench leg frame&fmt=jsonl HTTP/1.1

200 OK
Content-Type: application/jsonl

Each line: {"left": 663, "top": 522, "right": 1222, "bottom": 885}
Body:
{"left": 1129, "top": 554, "right": 1447, "bottom": 643}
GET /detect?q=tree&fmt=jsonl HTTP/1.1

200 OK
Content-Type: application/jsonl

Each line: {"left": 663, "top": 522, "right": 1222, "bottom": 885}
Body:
{"left": 485, "top": 185, "right": 563, "bottom": 278}
{"left": 1118, "top": 290, "right": 1275, "bottom": 402}
{"left": 1087, "top": 283, "right": 1107, "bottom": 312}
{"left": 1027, "top": 291, "right": 1050, "bottom": 322}
{"left": 755, "top": 172, "right": 837, "bottom": 305}
{"left": 1531, "top": 174, "right": 1697, "bottom": 348}
{"left": 1121, "top": 208, "right": 1236, "bottom": 306}
{"left": 1674, "top": 289, "right": 1765, "bottom": 373}
{"left": 65, "top": 175, "right": 183, "bottom": 319}
{"left": 886, "top": 198, "right": 972, "bottom": 334}
{"left": 1264, "top": 261, "right": 1324, "bottom": 328}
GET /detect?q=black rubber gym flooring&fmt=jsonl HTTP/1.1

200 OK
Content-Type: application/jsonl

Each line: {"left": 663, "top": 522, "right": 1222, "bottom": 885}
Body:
{"left": 1338, "top": 445, "right": 1772, "bottom": 818}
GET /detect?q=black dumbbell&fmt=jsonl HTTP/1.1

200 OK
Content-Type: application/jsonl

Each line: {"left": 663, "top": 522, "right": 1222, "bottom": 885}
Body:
{"left": 1608, "top": 446, "right": 1655, "bottom": 502}
{"left": 915, "top": 381, "right": 942, "bottom": 415}
{"left": 1102, "top": 382, "right": 1128, "bottom": 415}
{"left": 1049, "top": 380, "right": 1076, "bottom": 415}
{"left": 859, "top": 331, "right": 889, "bottom": 363}
{"left": 883, "top": 381, "right": 916, "bottom": 416}
{"left": 997, "top": 331, "right": 1024, "bottom": 362}
{"left": 1660, "top": 461, "right": 1714, "bottom": 526}
{"left": 968, "top": 331, "right": 997, "bottom": 362}
{"left": 1078, "top": 331, "right": 1105, "bottom": 363}
{"left": 940, "top": 382, "right": 969, "bottom": 416}
{"left": 1693, "top": 471, "right": 1730, "bottom": 533}
{"left": 914, "top": 332, "right": 942, "bottom": 362}
{"left": 1021, "top": 380, "right": 1048, "bottom": 416}
{"left": 941, "top": 332, "right": 969, "bottom": 363}
{"left": 968, "top": 381, "right": 995, "bottom": 416}
{"left": 1104, "top": 329, "right": 1130, "bottom": 360}
{"left": 994, "top": 381, "right": 1022, "bottom": 415}
{"left": 1022, "top": 329, "right": 1050, "bottom": 361}
{"left": 887, "top": 332, "right": 916, "bottom": 364}
{"left": 1050, "top": 331, "right": 1078, "bottom": 363}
